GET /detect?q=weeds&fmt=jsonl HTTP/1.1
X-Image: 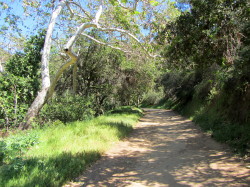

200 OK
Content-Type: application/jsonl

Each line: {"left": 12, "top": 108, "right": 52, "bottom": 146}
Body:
{"left": 175, "top": 98, "right": 250, "bottom": 156}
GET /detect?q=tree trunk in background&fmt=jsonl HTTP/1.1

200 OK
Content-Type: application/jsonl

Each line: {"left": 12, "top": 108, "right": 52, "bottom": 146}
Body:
{"left": 73, "top": 62, "right": 78, "bottom": 94}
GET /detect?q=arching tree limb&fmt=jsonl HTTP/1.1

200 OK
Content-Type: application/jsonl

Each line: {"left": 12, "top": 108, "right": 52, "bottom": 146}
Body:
{"left": 46, "top": 50, "right": 78, "bottom": 100}
{"left": 99, "top": 27, "right": 161, "bottom": 58}
{"left": 81, "top": 33, "right": 131, "bottom": 53}
{"left": 47, "top": 4, "right": 104, "bottom": 101}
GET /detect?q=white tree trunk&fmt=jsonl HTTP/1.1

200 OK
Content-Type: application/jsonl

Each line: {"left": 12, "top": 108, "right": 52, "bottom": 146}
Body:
{"left": 19, "top": 0, "right": 67, "bottom": 129}
{"left": 0, "top": 61, "right": 4, "bottom": 73}
{"left": 21, "top": 3, "right": 104, "bottom": 129}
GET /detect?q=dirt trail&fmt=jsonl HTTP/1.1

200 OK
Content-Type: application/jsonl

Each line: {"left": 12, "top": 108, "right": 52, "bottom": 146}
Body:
{"left": 65, "top": 109, "right": 250, "bottom": 187}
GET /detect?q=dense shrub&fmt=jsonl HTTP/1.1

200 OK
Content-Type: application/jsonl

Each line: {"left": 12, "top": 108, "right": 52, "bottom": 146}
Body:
{"left": 161, "top": 70, "right": 200, "bottom": 105}
{"left": 39, "top": 94, "right": 95, "bottom": 123}
{"left": 0, "top": 75, "right": 30, "bottom": 129}
{"left": 158, "top": 0, "right": 250, "bottom": 155}
{"left": 141, "top": 89, "right": 164, "bottom": 106}
{"left": 0, "top": 32, "right": 44, "bottom": 129}
{"left": 0, "top": 131, "right": 39, "bottom": 174}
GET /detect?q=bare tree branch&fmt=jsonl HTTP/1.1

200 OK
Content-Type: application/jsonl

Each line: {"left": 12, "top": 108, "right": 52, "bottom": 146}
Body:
{"left": 99, "top": 27, "right": 160, "bottom": 58}
{"left": 93, "top": 4, "right": 103, "bottom": 24}
{"left": 81, "top": 33, "right": 131, "bottom": 53}
{"left": 66, "top": 2, "right": 74, "bottom": 18}
{"left": 133, "top": 0, "right": 139, "bottom": 10}
{"left": 65, "top": 3, "right": 104, "bottom": 51}
{"left": 64, "top": 22, "right": 98, "bottom": 50}
{"left": 69, "top": 1, "right": 93, "bottom": 20}
{"left": 48, "top": 1, "right": 105, "bottom": 100}
{"left": 47, "top": 50, "right": 78, "bottom": 100}
{"left": 40, "top": 0, "right": 67, "bottom": 88}
{"left": 117, "top": 0, "right": 137, "bottom": 11}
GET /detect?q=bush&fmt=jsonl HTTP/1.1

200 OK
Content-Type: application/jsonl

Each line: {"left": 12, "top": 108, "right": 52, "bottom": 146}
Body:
{"left": 0, "top": 75, "right": 31, "bottom": 129}
{"left": 39, "top": 94, "right": 95, "bottom": 123}
{"left": 161, "top": 70, "right": 199, "bottom": 106}
{"left": 0, "top": 131, "right": 39, "bottom": 172}
{"left": 141, "top": 89, "right": 164, "bottom": 106}
{"left": 0, "top": 32, "right": 45, "bottom": 130}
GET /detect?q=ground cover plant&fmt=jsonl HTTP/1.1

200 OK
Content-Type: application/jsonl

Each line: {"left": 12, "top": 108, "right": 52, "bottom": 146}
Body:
{"left": 0, "top": 107, "right": 142, "bottom": 187}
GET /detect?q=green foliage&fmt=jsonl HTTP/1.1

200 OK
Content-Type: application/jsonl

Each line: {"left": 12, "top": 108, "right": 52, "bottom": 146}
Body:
{"left": 149, "top": 0, "right": 159, "bottom": 6}
{"left": 0, "top": 31, "right": 45, "bottom": 129}
{"left": 57, "top": 34, "right": 156, "bottom": 115}
{"left": 0, "top": 75, "right": 30, "bottom": 128}
{"left": 162, "top": 0, "right": 249, "bottom": 69}
{"left": 5, "top": 30, "right": 45, "bottom": 96}
{"left": 141, "top": 89, "right": 164, "bottom": 106}
{"left": 161, "top": 70, "right": 200, "bottom": 106}
{"left": 0, "top": 107, "right": 141, "bottom": 186}
{"left": 158, "top": 0, "right": 250, "bottom": 156}
{"left": 40, "top": 94, "right": 95, "bottom": 123}
{"left": 57, "top": 41, "right": 123, "bottom": 114}
{"left": 0, "top": 131, "right": 39, "bottom": 175}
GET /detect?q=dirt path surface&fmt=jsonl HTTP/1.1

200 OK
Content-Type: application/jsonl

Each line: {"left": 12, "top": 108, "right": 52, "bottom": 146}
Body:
{"left": 65, "top": 109, "right": 250, "bottom": 187}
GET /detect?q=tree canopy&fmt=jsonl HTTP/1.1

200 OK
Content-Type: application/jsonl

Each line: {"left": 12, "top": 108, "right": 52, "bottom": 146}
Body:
{"left": 1, "top": 0, "right": 248, "bottom": 131}
{"left": 0, "top": 0, "right": 182, "bottom": 129}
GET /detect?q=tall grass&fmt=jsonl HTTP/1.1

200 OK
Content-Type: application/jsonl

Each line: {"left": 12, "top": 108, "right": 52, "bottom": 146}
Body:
{"left": 0, "top": 107, "right": 142, "bottom": 187}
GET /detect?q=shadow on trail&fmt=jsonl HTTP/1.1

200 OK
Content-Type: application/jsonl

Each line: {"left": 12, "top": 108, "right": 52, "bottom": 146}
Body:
{"left": 74, "top": 109, "right": 249, "bottom": 187}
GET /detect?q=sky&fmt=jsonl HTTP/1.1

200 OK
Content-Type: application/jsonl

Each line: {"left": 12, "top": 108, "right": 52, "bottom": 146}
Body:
{"left": 0, "top": 0, "right": 54, "bottom": 53}
{"left": 0, "top": 0, "right": 50, "bottom": 36}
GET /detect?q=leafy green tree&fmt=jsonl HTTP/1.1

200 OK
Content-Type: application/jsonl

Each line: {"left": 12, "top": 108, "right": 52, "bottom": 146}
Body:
{"left": 53, "top": 33, "right": 156, "bottom": 117}
{"left": 0, "top": 31, "right": 45, "bottom": 129}
{"left": 159, "top": 0, "right": 250, "bottom": 122}
{"left": 5, "top": 31, "right": 45, "bottom": 98}
{"left": 162, "top": 0, "right": 248, "bottom": 71}
{"left": 1, "top": 0, "right": 179, "bottom": 128}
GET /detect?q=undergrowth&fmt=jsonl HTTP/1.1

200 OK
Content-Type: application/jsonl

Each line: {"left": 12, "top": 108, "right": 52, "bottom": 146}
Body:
{"left": 158, "top": 69, "right": 250, "bottom": 157}
{"left": 180, "top": 99, "right": 250, "bottom": 156}
{"left": 158, "top": 95, "right": 250, "bottom": 157}
{"left": 0, "top": 106, "right": 142, "bottom": 187}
